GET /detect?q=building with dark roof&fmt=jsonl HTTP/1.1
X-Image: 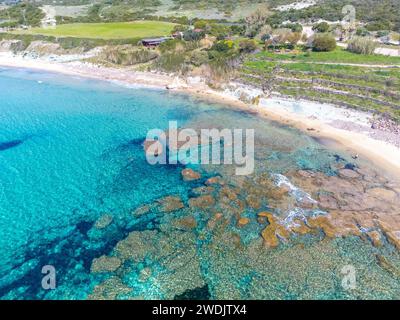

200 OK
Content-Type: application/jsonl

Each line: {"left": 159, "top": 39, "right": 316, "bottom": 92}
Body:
{"left": 141, "top": 37, "right": 172, "bottom": 47}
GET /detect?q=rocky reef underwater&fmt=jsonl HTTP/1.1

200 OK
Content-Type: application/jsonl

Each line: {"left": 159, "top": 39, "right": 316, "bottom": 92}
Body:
{"left": 1, "top": 70, "right": 400, "bottom": 299}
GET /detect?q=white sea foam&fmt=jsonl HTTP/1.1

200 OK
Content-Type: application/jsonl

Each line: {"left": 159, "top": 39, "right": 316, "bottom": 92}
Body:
{"left": 271, "top": 173, "right": 326, "bottom": 227}
{"left": 273, "top": 173, "right": 317, "bottom": 204}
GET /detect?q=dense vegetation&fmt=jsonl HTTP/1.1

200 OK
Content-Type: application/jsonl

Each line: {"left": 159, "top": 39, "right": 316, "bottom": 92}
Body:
{"left": 2, "top": 0, "right": 399, "bottom": 32}
{"left": 0, "top": 3, "right": 44, "bottom": 27}
{"left": 266, "top": 0, "right": 400, "bottom": 32}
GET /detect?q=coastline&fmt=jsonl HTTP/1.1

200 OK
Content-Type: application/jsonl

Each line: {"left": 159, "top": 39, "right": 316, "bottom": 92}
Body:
{"left": 1, "top": 51, "right": 400, "bottom": 179}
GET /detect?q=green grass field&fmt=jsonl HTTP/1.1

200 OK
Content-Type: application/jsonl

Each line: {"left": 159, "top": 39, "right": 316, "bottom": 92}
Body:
{"left": 256, "top": 47, "right": 400, "bottom": 66}
{"left": 15, "top": 21, "right": 176, "bottom": 39}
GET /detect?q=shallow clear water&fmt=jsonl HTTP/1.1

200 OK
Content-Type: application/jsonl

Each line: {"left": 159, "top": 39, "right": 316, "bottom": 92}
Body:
{"left": 1, "top": 67, "right": 399, "bottom": 300}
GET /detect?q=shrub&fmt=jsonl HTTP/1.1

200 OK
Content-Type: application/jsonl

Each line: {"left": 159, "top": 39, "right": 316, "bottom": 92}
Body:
{"left": 286, "top": 32, "right": 302, "bottom": 46}
{"left": 230, "top": 24, "right": 245, "bottom": 36}
{"left": 183, "top": 30, "right": 205, "bottom": 41}
{"left": 194, "top": 20, "right": 208, "bottom": 30}
{"left": 283, "top": 23, "right": 303, "bottom": 33}
{"left": 159, "top": 39, "right": 185, "bottom": 53}
{"left": 312, "top": 33, "right": 336, "bottom": 52}
{"left": 312, "top": 22, "right": 330, "bottom": 33}
{"left": 103, "top": 46, "right": 158, "bottom": 65}
{"left": 377, "top": 30, "right": 390, "bottom": 38}
{"left": 155, "top": 52, "right": 188, "bottom": 73}
{"left": 261, "top": 33, "right": 271, "bottom": 42}
{"left": 238, "top": 39, "right": 257, "bottom": 53}
{"left": 189, "top": 50, "right": 209, "bottom": 67}
{"left": 356, "top": 28, "right": 370, "bottom": 37}
{"left": 255, "top": 24, "right": 272, "bottom": 41}
{"left": 347, "top": 36, "right": 377, "bottom": 55}
{"left": 366, "top": 21, "right": 391, "bottom": 32}
{"left": 211, "top": 40, "right": 231, "bottom": 52}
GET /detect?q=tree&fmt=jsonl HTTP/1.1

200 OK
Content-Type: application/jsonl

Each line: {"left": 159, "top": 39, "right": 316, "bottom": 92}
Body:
{"left": 312, "top": 22, "right": 330, "bottom": 33}
{"left": 312, "top": 34, "right": 336, "bottom": 52}
{"left": 245, "top": 5, "right": 270, "bottom": 37}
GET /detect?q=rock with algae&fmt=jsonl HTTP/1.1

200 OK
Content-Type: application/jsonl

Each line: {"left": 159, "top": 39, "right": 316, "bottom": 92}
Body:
{"left": 189, "top": 194, "right": 215, "bottom": 209}
{"left": 181, "top": 168, "right": 201, "bottom": 181}
{"left": 157, "top": 195, "right": 184, "bottom": 213}
{"left": 96, "top": 228, "right": 206, "bottom": 299}
{"left": 88, "top": 276, "right": 132, "bottom": 300}
{"left": 237, "top": 217, "right": 250, "bottom": 227}
{"left": 260, "top": 212, "right": 290, "bottom": 248}
{"left": 94, "top": 214, "right": 113, "bottom": 230}
{"left": 91, "top": 255, "right": 122, "bottom": 273}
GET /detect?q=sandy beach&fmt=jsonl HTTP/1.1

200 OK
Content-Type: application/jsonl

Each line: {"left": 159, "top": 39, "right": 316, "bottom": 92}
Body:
{"left": 1, "top": 51, "right": 400, "bottom": 179}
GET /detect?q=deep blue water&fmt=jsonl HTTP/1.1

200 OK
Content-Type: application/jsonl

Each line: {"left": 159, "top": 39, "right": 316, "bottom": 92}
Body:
{"left": 1, "top": 67, "right": 399, "bottom": 300}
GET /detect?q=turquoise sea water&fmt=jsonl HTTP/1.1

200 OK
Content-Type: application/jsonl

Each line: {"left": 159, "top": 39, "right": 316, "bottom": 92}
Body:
{"left": 1, "top": 67, "right": 400, "bottom": 300}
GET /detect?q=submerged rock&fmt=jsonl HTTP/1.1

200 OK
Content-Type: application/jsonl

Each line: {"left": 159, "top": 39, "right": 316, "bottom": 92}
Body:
{"left": 94, "top": 214, "right": 113, "bottom": 230}
{"left": 138, "top": 267, "right": 152, "bottom": 282}
{"left": 307, "top": 216, "right": 337, "bottom": 238}
{"left": 205, "top": 176, "right": 224, "bottom": 185}
{"left": 237, "top": 217, "right": 250, "bottom": 227}
{"left": 191, "top": 186, "right": 214, "bottom": 196}
{"left": 189, "top": 195, "right": 215, "bottom": 209}
{"left": 88, "top": 276, "right": 132, "bottom": 300}
{"left": 174, "top": 216, "right": 197, "bottom": 230}
{"left": 111, "top": 228, "right": 205, "bottom": 299}
{"left": 91, "top": 255, "right": 122, "bottom": 273}
{"left": 245, "top": 194, "right": 261, "bottom": 209}
{"left": 219, "top": 186, "right": 238, "bottom": 201}
{"left": 378, "top": 221, "right": 400, "bottom": 250}
{"left": 181, "top": 168, "right": 201, "bottom": 181}
{"left": 260, "top": 212, "right": 290, "bottom": 248}
{"left": 376, "top": 254, "right": 400, "bottom": 278}
{"left": 367, "top": 231, "right": 383, "bottom": 247}
{"left": 157, "top": 195, "right": 184, "bottom": 212}
{"left": 131, "top": 204, "right": 151, "bottom": 217}
{"left": 115, "top": 230, "right": 158, "bottom": 262}
{"left": 290, "top": 220, "right": 311, "bottom": 235}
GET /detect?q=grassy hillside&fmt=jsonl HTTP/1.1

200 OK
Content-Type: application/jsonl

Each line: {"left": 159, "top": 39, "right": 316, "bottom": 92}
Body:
{"left": 254, "top": 48, "right": 400, "bottom": 65}
{"left": 13, "top": 21, "right": 176, "bottom": 39}
{"left": 241, "top": 48, "right": 400, "bottom": 121}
